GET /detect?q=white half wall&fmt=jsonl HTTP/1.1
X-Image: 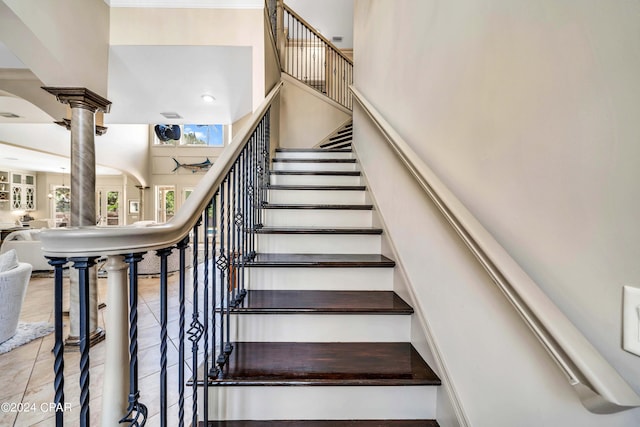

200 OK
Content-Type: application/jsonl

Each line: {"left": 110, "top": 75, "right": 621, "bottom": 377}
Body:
{"left": 279, "top": 73, "right": 350, "bottom": 148}
{"left": 353, "top": 0, "right": 640, "bottom": 424}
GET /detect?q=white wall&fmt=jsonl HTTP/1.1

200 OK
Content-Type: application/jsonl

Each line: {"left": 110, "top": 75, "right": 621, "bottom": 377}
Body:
{"left": 0, "top": 0, "right": 110, "bottom": 97}
{"left": 354, "top": 0, "right": 640, "bottom": 425}
{"left": 279, "top": 74, "right": 350, "bottom": 148}
{"left": 286, "top": 0, "right": 354, "bottom": 49}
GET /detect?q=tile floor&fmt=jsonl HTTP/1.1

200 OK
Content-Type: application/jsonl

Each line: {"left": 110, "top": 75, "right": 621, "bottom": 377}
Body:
{"left": 0, "top": 268, "right": 202, "bottom": 426}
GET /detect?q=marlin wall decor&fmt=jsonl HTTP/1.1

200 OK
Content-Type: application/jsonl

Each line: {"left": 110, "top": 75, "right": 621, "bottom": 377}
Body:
{"left": 172, "top": 157, "right": 213, "bottom": 173}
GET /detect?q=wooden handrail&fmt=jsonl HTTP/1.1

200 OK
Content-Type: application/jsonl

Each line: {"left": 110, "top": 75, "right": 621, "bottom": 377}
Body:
{"left": 350, "top": 85, "right": 640, "bottom": 414}
{"left": 40, "top": 82, "right": 283, "bottom": 258}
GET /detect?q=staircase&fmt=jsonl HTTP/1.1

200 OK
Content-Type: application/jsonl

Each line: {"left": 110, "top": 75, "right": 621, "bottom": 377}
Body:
{"left": 319, "top": 121, "right": 353, "bottom": 150}
{"left": 205, "top": 140, "right": 441, "bottom": 424}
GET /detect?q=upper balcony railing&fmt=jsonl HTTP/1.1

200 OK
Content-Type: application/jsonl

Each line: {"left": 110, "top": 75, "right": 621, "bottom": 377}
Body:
{"left": 280, "top": 3, "right": 353, "bottom": 110}
{"left": 41, "top": 82, "right": 282, "bottom": 427}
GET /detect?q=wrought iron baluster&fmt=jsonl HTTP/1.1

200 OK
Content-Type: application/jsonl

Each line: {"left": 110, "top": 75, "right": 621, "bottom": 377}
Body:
{"left": 157, "top": 247, "right": 173, "bottom": 427}
{"left": 176, "top": 237, "right": 189, "bottom": 427}
{"left": 216, "top": 179, "right": 228, "bottom": 375}
{"left": 202, "top": 207, "right": 210, "bottom": 423}
{"left": 47, "top": 257, "right": 67, "bottom": 427}
{"left": 69, "top": 257, "right": 98, "bottom": 427}
{"left": 230, "top": 166, "right": 238, "bottom": 305}
{"left": 189, "top": 218, "right": 203, "bottom": 427}
{"left": 224, "top": 175, "right": 233, "bottom": 358}
{"left": 209, "top": 192, "right": 219, "bottom": 379}
{"left": 120, "top": 252, "right": 148, "bottom": 426}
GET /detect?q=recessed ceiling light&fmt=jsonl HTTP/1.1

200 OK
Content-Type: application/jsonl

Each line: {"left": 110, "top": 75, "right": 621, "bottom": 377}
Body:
{"left": 201, "top": 94, "right": 215, "bottom": 103}
{"left": 160, "top": 112, "right": 182, "bottom": 119}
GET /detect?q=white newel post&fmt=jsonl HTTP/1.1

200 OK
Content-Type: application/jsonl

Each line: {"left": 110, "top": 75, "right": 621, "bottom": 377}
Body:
{"left": 101, "top": 255, "right": 130, "bottom": 426}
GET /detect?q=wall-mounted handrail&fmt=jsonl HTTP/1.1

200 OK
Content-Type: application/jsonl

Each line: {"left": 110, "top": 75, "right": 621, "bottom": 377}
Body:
{"left": 282, "top": 3, "right": 352, "bottom": 109}
{"left": 40, "top": 82, "right": 282, "bottom": 258}
{"left": 350, "top": 85, "right": 640, "bottom": 414}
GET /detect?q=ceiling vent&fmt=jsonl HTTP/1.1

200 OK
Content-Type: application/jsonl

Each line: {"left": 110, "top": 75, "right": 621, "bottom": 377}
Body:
{"left": 0, "top": 112, "right": 21, "bottom": 118}
{"left": 160, "top": 112, "right": 182, "bottom": 119}
{"left": 332, "top": 36, "right": 343, "bottom": 42}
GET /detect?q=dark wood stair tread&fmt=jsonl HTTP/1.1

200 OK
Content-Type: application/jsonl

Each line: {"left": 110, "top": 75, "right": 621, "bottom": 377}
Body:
{"left": 272, "top": 158, "right": 356, "bottom": 163}
{"left": 275, "top": 148, "right": 352, "bottom": 153}
{"left": 215, "top": 342, "right": 440, "bottom": 386}
{"left": 268, "top": 185, "right": 366, "bottom": 191}
{"left": 235, "top": 290, "right": 413, "bottom": 314}
{"left": 255, "top": 227, "right": 382, "bottom": 235}
{"left": 263, "top": 203, "right": 373, "bottom": 210}
{"left": 246, "top": 253, "right": 395, "bottom": 267}
{"left": 270, "top": 170, "right": 361, "bottom": 176}
{"left": 205, "top": 421, "right": 439, "bottom": 426}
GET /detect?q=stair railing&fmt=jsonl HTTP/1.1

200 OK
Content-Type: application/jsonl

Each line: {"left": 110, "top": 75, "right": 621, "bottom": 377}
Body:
{"left": 350, "top": 85, "right": 640, "bottom": 414}
{"left": 282, "top": 3, "right": 353, "bottom": 109}
{"left": 40, "top": 82, "right": 282, "bottom": 427}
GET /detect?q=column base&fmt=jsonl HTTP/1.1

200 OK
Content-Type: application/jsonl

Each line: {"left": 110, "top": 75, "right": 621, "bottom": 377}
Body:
{"left": 64, "top": 327, "right": 106, "bottom": 351}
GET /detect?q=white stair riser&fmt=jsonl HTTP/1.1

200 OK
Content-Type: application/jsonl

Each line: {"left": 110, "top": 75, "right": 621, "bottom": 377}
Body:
{"left": 264, "top": 209, "right": 373, "bottom": 227}
{"left": 230, "top": 314, "right": 410, "bottom": 342}
{"left": 247, "top": 267, "right": 393, "bottom": 291}
{"left": 273, "top": 162, "right": 357, "bottom": 172}
{"left": 258, "top": 234, "right": 381, "bottom": 254}
{"left": 268, "top": 189, "right": 366, "bottom": 205}
{"left": 204, "top": 386, "right": 437, "bottom": 420}
{"left": 275, "top": 152, "right": 353, "bottom": 159}
{"left": 270, "top": 174, "right": 361, "bottom": 186}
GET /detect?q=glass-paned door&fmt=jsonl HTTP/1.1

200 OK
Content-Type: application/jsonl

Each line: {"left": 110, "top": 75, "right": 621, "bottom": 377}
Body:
{"left": 53, "top": 186, "right": 70, "bottom": 227}
{"left": 106, "top": 191, "right": 120, "bottom": 225}
{"left": 156, "top": 185, "right": 175, "bottom": 223}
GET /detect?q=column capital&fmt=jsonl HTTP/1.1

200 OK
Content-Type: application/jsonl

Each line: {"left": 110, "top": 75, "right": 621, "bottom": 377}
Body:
{"left": 53, "top": 118, "right": 108, "bottom": 136}
{"left": 42, "top": 86, "right": 111, "bottom": 113}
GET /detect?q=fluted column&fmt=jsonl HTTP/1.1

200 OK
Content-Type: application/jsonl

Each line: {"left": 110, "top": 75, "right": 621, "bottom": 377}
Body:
{"left": 43, "top": 87, "right": 111, "bottom": 347}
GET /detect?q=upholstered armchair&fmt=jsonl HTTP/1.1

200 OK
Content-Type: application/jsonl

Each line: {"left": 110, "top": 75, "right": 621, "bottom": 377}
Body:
{"left": 0, "top": 260, "right": 33, "bottom": 344}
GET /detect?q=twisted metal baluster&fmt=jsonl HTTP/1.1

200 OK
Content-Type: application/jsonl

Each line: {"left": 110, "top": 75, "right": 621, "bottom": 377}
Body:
{"left": 120, "top": 252, "right": 148, "bottom": 426}
{"left": 216, "top": 180, "right": 228, "bottom": 374}
{"left": 47, "top": 257, "right": 67, "bottom": 427}
{"left": 156, "top": 247, "right": 173, "bottom": 427}
{"left": 224, "top": 175, "right": 233, "bottom": 358}
{"left": 209, "top": 192, "right": 219, "bottom": 378}
{"left": 69, "top": 257, "right": 98, "bottom": 427}
{"left": 176, "top": 238, "right": 189, "bottom": 427}
{"left": 235, "top": 151, "right": 246, "bottom": 305}
{"left": 230, "top": 166, "right": 238, "bottom": 305}
{"left": 247, "top": 134, "right": 256, "bottom": 259}
{"left": 189, "top": 218, "right": 204, "bottom": 427}
{"left": 202, "top": 207, "right": 210, "bottom": 423}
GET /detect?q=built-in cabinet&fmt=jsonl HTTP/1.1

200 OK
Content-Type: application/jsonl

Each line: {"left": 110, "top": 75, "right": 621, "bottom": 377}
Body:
{"left": 0, "top": 171, "right": 9, "bottom": 205}
{"left": 12, "top": 173, "right": 36, "bottom": 211}
{"left": 0, "top": 170, "right": 36, "bottom": 211}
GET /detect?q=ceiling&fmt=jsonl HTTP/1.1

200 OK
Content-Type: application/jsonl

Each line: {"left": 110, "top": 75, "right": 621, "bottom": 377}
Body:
{"left": 106, "top": 45, "right": 252, "bottom": 125}
{"left": 0, "top": 143, "right": 121, "bottom": 175}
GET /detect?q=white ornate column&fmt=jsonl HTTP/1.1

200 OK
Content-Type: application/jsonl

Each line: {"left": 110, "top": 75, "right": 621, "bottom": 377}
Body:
{"left": 101, "top": 256, "right": 130, "bottom": 425}
{"left": 136, "top": 185, "right": 149, "bottom": 221}
{"left": 43, "top": 87, "right": 111, "bottom": 347}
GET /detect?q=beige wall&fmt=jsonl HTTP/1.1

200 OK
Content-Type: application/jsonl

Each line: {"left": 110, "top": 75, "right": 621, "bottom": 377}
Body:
{"left": 279, "top": 73, "right": 350, "bottom": 148}
{"left": 354, "top": 0, "right": 640, "bottom": 425}
{"left": 0, "top": 0, "right": 110, "bottom": 97}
